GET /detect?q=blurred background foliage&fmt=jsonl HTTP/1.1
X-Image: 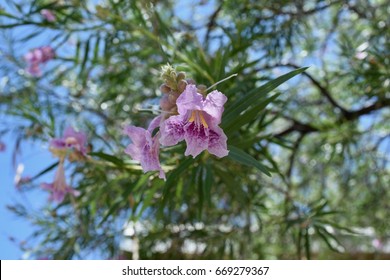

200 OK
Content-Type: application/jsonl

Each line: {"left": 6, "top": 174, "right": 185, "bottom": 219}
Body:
{"left": 0, "top": 0, "right": 389, "bottom": 259}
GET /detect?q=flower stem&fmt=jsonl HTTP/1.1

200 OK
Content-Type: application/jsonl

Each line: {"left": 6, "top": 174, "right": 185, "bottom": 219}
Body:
{"left": 206, "top": 73, "right": 238, "bottom": 91}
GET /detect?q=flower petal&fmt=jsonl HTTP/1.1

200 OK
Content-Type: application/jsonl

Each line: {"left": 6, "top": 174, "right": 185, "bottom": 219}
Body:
{"left": 147, "top": 115, "right": 162, "bottom": 133}
{"left": 124, "top": 125, "right": 165, "bottom": 179}
{"left": 123, "top": 125, "right": 148, "bottom": 147}
{"left": 50, "top": 138, "right": 66, "bottom": 150}
{"left": 159, "top": 115, "right": 185, "bottom": 146}
{"left": 203, "top": 90, "right": 227, "bottom": 125}
{"left": 183, "top": 122, "right": 209, "bottom": 158}
{"left": 207, "top": 126, "right": 229, "bottom": 158}
{"left": 64, "top": 127, "right": 87, "bottom": 148}
{"left": 176, "top": 84, "right": 203, "bottom": 115}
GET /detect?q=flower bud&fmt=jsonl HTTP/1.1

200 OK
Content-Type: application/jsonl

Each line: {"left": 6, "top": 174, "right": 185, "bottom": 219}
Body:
{"left": 168, "top": 92, "right": 180, "bottom": 104}
{"left": 160, "top": 84, "right": 171, "bottom": 94}
{"left": 176, "top": 71, "right": 186, "bottom": 81}
{"left": 197, "top": 84, "right": 207, "bottom": 95}
{"left": 177, "top": 80, "right": 187, "bottom": 93}
{"left": 160, "top": 64, "right": 177, "bottom": 82}
{"left": 160, "top": 95, "right": 174, "bottom": 111}
{"left": 165, "top": 80, "right": 177, "bottom": 91}
{"left": 186, "top": 78, "right": 195, "bottom": 85}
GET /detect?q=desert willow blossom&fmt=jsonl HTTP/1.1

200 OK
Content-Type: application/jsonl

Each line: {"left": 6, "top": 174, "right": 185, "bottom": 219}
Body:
{"left": 41, "top": 126, "right": 87, "bottom": 202}
{"left": 123, "top": 64, "right": 236, "bottom": 178}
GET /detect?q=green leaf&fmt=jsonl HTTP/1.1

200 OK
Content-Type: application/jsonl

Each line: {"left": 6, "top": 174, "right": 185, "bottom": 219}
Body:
{"left": 162, "top": 157, "right": 195, "bottom": 204}
{"left": 89, "top": 152, "right": 124, "bottom": 167}
{"left": 223, "top": 67, "right": 308, "bottom": 128}
{"left": 0, "top": 9, "right": 19, "bottom": 19}
{"left": 79, "top": 38, "right": 90, "bottom": 76}
{"left": 224, "top": 93, "right": 280, "bottom": 134}
{"left": 228, "top": 146, "right": 272, "bottom": 176}
{"left": 31, "top": 161, "right": 59, "bottom": 181}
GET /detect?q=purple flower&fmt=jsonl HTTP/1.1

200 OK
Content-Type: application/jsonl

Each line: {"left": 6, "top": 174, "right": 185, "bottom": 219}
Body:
{"left": 160, "top": 84, "right": 229, "bottom": 158}
{"left": 41, "top": 160, "right": 79, "bottom": 202}
{"left": 124, "top": 116, "right": 165, "bottom": 179}
{"left": 0, "top": 141, "right": 5, "bottom": 152}
{"left": 50, "top": 126, "right": 88, "bottom": 157}
{"left": 41, "top": 9, "right": 56, "bottom": 22}
{"left": 15, "top": 176, "right": 32, "bottom": 190}
{"left": 24, "top": 46, "right": 55, "bottom": 77}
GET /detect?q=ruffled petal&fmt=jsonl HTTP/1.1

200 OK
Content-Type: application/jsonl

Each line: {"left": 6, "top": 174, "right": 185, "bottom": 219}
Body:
{"left": 147, "top": 115, "right": 162, "bottom": 133}
{"left": 50, "top": 138, "right": 66, "bottom": 150}
{"left": 203, "top": 90, "right": 227, "bottom": 125}
{"left": 207, "top": 125, "right": 229, "bottom": 158}
{"left": 159, "top": 115, "right": 185, "bottom": 146}
{"left": 124, "top": 125, "right": 165, "bottom": 179}
{"left": 183, "top": 122, "right": 209, "bottom": 158}
{"left": 123, "top": 125, "right": 148, "bottom": 147}
{"left": 176, "top": 84, "right": 203, "bottom": 115}
{"left": 64, "top": 126, "right": 87, "bottom": 150}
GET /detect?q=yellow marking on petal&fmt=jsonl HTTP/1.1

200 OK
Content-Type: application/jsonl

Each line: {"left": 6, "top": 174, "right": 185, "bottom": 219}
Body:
{"left": 189, "top": 111, "right": 196, "bottom": 123}
{"left": 199, "top": 112, "right": 209, "bottom": 128}
{"left": 188, "top": 111, "right": 209, "bottom": 128}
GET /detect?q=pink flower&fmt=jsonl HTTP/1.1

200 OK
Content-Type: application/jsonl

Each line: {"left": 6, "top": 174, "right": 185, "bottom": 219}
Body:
{"left": 41, "top": 9, "right": 56, "bottom": 22}
{"left": 160, "top": 84, "right": 229, "bottom": 158}
{"left": 41, "top": 160, "right": 79, "bottom": 202}
{"left": 0, "top": 141, "right": 5, "bottom": 152}
{"left": 24, "top": 46, "right": 55, "bottom": 77}
{"left": 50, "top": 126, "right": 88, "bottom": 157}
{"left": 124, "top": 116, "right": 165, "bottom": 179}
{"left": 15, "top": 176, "right": 32, "bottom": 190}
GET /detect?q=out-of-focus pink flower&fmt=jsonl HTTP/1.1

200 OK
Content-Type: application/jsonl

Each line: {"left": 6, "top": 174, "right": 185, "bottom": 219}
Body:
{"left": 50, "top": 126, "right": 88, "bottom": 158}
{"left": 41, "top": 160, "right": 79, "bottom": 202}
{"left": 124, "top": 117, "right": 165, "bottom": 179}
{"left": 372, "top": 238, "right": 383, "bottom": 250}
{"left": 40, "top": 9, "right": 56, "bottom": 22}
{"left": 0, "top": 141, "right": 5, "bottom": 152}
{"left": 24, "top": 46, "right": 55, "bottom": 77}
{"left": 160, "top": 84, "right": 229, "bottom": 158}
{"left": 15, "top": 176, "right": 32, "bottom": 190}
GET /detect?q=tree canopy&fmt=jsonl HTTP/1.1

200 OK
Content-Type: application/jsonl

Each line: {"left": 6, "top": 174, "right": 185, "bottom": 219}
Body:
{"left": 0, "top": 0, "right": 389, "bottom": 259}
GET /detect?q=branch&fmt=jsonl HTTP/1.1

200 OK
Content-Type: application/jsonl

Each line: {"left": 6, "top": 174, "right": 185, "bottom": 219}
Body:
{"left": 345, "top": 98, "right": 390, "bottom": 120}
{"left": 204, "top": 3, "right": 223, "bottom": 46}
{"left": 274, "top": 120, "right": 318, "bottom": 138}
{"left": 272, "top": 63, "right": 351, "bottom": 117}
{"left": 266, "top": 63, "right": 390, "bottom": 122}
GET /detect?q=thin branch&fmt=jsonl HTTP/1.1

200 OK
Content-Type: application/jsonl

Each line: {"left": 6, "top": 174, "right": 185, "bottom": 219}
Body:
{"left": 204, "top": 3, "right": 223, "bottom": 46}
{"left": 274, "top": 120, "right": 318, "bottom": 138}
{"left": 271, "top": 63, "right": 351, "bottom": 117}
{"left": 265, "top": 63, "right": 390, "bottom": 122}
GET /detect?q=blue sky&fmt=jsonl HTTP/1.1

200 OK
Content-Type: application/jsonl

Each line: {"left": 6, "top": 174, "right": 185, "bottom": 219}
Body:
{"left": 0, "top": 132, "right": 53, "bottom": 259}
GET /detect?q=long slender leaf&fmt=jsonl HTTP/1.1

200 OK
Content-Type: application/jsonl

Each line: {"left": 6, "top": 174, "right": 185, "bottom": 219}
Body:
{"left": 228, "top": 146, "right": 271, "bottom": 176}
